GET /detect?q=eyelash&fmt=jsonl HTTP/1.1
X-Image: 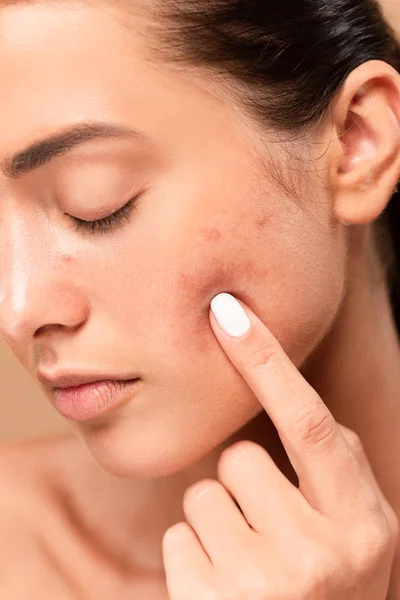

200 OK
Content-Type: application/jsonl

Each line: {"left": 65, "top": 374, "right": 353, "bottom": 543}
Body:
{"left": 67, "top": 196, "right": 139, "bottom": 235}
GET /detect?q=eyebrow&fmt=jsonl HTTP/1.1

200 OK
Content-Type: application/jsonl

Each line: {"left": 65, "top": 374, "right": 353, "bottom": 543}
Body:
{"left": 1, "top": 121, "right": 143, "bottom": 179}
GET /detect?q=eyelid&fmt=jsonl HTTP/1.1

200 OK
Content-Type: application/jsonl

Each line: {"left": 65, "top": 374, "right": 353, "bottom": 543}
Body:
{"left": 67, "top": 195, "right": 140, "bottom": 235}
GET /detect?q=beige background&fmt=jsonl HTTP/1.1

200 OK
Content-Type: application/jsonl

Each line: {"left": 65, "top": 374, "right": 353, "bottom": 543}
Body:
{"left": 0, "top": 342, "right": 67, "bottom": 440}
{"left": 385, "top": 0, "right": 400, "bottom": 31}
{"left": 1, "top": 0, "right": 399, "bottom": 441}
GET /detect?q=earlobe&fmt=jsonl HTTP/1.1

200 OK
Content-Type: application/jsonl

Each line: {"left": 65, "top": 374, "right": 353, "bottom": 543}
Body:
{"left": 331, "top": 60, "right": 400, "bottom": 225}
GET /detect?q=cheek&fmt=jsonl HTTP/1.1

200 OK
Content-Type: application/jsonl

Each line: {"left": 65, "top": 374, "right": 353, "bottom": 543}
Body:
{"left": 154, "top": 221, "right": 270, "bottom": 362}
{"left": 173, "top": 252, "right": 268, "bottom": 327}
{"left": 155, "top": 212, "right": 344, "bottom": 374}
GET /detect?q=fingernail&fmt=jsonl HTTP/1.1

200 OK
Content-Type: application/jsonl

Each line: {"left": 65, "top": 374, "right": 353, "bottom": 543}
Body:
{"left": 210, "top": 293, "right": 251, "bottom": 338}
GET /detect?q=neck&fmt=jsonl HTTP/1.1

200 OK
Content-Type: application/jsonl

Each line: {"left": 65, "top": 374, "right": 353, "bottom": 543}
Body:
{"left": 303, "top": 227, "right": 400, "bottom": 513}
{"left": 301, "top": 226, "right": 400, "bottom": 596}
{"left": 77, "top": 226, "right": 400, "bottom": 588}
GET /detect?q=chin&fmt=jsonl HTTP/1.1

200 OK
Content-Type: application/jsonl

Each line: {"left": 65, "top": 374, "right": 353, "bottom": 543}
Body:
{"left": 68, "top": 373, "right": 264, "bottom": 479}
{"left": 74, "top": 420, "right": 219, "bottom": 480}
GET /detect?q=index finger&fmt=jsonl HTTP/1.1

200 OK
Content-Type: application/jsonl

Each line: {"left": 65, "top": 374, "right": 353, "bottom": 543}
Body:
{"left": 209, "top": 292, "right": 373, "bottom": 516}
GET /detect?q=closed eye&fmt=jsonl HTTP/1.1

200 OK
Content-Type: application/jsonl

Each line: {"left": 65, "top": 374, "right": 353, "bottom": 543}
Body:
{"left": 66, "top": 196, "right": 139, "bottom": 235}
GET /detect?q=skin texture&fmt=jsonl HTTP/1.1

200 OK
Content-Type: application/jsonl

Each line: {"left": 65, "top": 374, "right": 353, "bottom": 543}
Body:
{"left": 162, "top": 301, "right": 399, "bottom": 599}
{"left": 0, "top": 0, "right": 400, "bottom": 598}
{"left": 0, "top": 1, "right": 347, "bottom": 477}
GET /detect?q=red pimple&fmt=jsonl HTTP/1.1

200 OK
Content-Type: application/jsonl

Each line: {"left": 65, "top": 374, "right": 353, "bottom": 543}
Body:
{"left": 256, "top": 215, "right": 269, "bottom": 229}
{"left": 201, "top": 225, "right": 222, "bottom": 243}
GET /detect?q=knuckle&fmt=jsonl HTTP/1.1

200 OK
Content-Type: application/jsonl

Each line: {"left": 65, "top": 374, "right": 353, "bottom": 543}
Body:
{"left": 292, "top": 403, "right": 336, "bottom": 449}
{"left": 379, "top": 499, "right": 400, "bottom": 552}
{"left": 390, "top": 510, "right": 400, "bottom": 546}
{"left": 353, "top": 521, "right": 392, "bottom": 570}
{"left": 295, "top": 549, "right": 333, "bottom": 596}
{"left": 340, "top": 427, "right": 364, "bottom": 456}
{"left": 388, "top": 518, "right": 400, "bottom": 558}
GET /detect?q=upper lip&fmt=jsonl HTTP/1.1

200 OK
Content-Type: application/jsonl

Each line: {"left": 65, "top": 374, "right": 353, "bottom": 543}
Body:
{"left": 37, "top": 370, "right": 139, "bottom": 389}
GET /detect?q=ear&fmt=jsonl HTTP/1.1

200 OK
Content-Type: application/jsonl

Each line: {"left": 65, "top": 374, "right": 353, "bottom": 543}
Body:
{"left": 329, "top": 60, "right": 400, "bottom": 225}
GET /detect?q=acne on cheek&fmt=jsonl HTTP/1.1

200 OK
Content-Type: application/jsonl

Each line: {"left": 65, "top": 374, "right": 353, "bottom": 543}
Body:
{"left": 201, "top": 225, "right": 223, "bottom": 244}
{"left": 62, "top": 253, "right": 74, "bottom": 264}
{"left": 175, "top": 225, "right": 240, "bottom": 305}
{"left": 169, "top": 223, "right": 268, "bottom": 346}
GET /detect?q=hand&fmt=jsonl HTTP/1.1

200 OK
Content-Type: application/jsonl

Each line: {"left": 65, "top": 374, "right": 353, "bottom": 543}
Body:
{"left": 162, "top": 292, "right": 399, "bottom": 599}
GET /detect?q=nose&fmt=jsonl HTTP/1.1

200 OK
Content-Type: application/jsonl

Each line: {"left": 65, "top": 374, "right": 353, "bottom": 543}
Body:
{"left": 0, "top": 221, "right": 89, "bottom": 347}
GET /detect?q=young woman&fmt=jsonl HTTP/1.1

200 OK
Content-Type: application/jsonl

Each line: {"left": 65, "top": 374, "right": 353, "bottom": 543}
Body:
{"left": 0, "top": 0, "right": 400, "bottom": 598}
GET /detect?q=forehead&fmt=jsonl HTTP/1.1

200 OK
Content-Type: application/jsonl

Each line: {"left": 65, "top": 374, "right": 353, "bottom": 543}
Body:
{"left": 0, "top": 2, "right": 151, "bottom": 148}
{"left": 0, "top": 1, "right": 131, "bottom": 65}
{"left": 0, "top": 1, "right": 253, "bottom": 188}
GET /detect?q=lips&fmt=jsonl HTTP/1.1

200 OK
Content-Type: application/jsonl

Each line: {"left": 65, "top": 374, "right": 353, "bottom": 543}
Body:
{"left": 51, "top": 378, "right": 141, "bottom": 421}
{"left": 37, "top": 370, "right": 140, "bottom": 389}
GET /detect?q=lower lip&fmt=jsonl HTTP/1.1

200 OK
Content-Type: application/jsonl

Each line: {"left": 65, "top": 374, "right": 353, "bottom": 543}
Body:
{"left": 52, "top": 379, "right": 140, "bottom": 421}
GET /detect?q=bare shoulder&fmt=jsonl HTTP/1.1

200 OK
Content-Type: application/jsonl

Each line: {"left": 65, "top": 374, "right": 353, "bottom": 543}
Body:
{"left": 0, "top": 436, "right": 154, "bottom": 598}
{"left": 0, "top": 437, "right": 129, "bottom": 598}
{"left": 0, "top": 433, "right": 86, "bottom": 512}
{"left": 0, "top": 431, "right": 79, "bottom": 464}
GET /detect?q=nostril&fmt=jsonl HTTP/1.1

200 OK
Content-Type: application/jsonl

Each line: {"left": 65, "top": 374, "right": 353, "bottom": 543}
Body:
{"left": 34, "top": 323, "right": 64, "bottom": 337}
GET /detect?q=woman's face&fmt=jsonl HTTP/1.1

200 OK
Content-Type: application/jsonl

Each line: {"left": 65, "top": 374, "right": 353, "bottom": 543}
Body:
{"left": 0, "top": 1, "right": 347, "bottom": 477}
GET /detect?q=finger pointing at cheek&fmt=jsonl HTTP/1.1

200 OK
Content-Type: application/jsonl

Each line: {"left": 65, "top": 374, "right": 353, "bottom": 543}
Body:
{"left": 209, "top": 292, "right": 378, "bottom": 518}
